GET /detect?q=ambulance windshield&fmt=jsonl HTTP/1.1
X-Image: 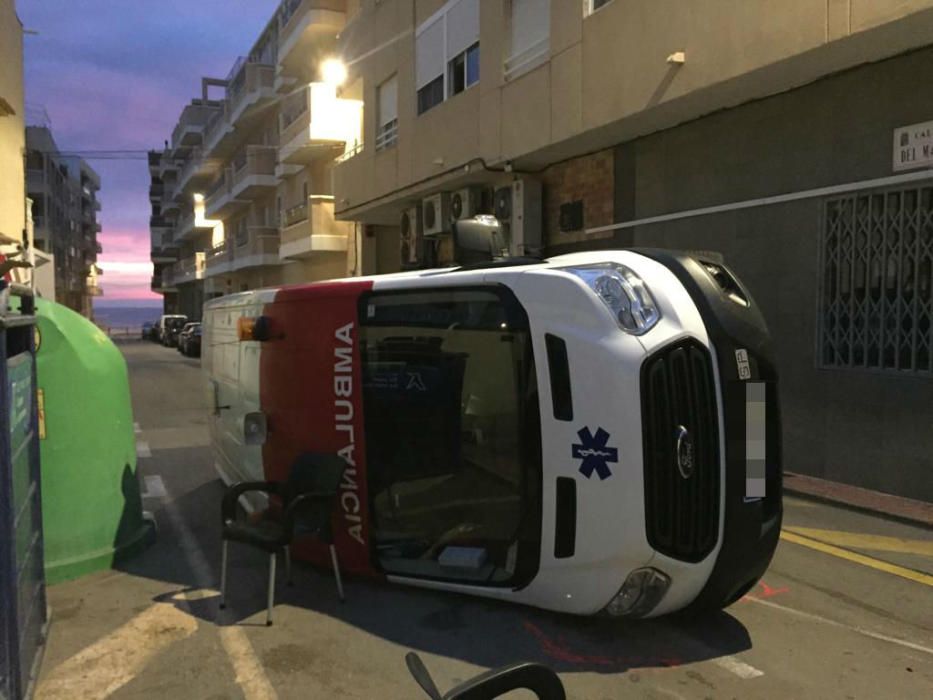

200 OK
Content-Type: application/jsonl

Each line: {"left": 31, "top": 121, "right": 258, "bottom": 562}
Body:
{"left": 360, "top": 286, "right": 541, "bottom": 587}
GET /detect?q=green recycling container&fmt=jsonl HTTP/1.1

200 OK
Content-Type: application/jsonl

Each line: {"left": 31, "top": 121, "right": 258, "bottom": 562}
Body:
{"left": 34, "top": 299, "right": 154, "bottom": 584}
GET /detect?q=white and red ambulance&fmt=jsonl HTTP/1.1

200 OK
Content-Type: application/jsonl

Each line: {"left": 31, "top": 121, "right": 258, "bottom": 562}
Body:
{"left": 203, "top": 244, "right": 781, "bottom": 618}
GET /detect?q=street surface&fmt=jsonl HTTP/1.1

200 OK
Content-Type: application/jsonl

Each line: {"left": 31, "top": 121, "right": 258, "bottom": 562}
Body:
{"left": 35, "top": 339, "right": 933, "bottom": 699}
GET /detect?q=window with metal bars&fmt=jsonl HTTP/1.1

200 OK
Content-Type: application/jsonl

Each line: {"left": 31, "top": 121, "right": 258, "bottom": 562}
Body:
{"left": 818, "top": 186, "right": 933, "bottom": 373}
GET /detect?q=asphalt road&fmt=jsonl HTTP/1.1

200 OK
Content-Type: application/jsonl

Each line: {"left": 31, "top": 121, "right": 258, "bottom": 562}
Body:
{"left": 35, "top": 338, "right": 933, "bottom": 699}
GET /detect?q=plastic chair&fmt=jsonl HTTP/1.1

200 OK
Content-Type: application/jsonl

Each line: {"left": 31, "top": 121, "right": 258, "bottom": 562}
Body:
{"left": 219, "top": 453, "right": 348, "bottom": 625}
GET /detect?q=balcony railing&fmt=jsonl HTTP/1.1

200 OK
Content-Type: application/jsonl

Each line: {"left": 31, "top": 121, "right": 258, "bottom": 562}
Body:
{"left": 279, "top": 195, "right": 349, "bottom": 259}
{"left": 375, "top": 120, "right": 398, "bottom": 151}
{"left": 231, "top": 146, "right": 277, "bottom": 194}
{"left": 176, "top": 252, "right": 207, "bottom": 283}
{"left": 232, "top": 227, "right": 281, "bottom": 270}
{"left": 279, "top": 83, "right": 363, "bottom": 164}
{"left": 171, "top": 102, "right": 221, "bottom": 151}
{"left": 284, "top": 201, "right": 308, "bottom": 228}
{"left": 205, "top": 240, "right": 233, "bottom": 276}
{"left": 278, "top": 0, "right": 345, "bottom": 70}
{"left": 228, "top": 61, "right": 275, "bottom": 122}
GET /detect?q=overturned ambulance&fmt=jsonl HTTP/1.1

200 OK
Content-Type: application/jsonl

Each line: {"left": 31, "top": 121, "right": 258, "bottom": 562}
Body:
{"left": 203, "top": 243, "right": 781, "bottom": 618}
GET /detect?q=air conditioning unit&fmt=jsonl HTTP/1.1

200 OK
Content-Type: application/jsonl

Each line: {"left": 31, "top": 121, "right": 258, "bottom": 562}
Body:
{"left": 399, "top": 206, "right": 422, "bottom": 268}
{"left": 451, "top": 187, "right": 480, "bottom": 222}
{"left": 495, "top": 179, "right": 542, "bottom": 257}
{"left": 421, "top": 193, "right": 450, "bottom": 237}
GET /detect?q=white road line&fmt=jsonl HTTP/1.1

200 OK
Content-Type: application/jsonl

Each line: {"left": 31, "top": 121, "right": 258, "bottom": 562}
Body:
{"left": 158, "top": 476, "right": 278, "bottom": 700}
{"left": 749, "top": 597, "right": 933, "bottom": 656}
{"left": 136, "top": 440, "right": 151, "bottom": 459}
{"left": 712, "top": 655, "right": 764, "bottom": 679}
{"left": 134, "top": 422, "right": 142, "bottom": 434}
{"left": 35, "top": 603, "right": 197, "bottom": 700}
{"left": 140, "top": 475, "right": 167, "bottom": 500}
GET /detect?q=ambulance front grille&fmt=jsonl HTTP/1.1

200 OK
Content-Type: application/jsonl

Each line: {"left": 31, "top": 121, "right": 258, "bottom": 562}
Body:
{"left": 641, "top": 339, "right": 720, "bottom": 562}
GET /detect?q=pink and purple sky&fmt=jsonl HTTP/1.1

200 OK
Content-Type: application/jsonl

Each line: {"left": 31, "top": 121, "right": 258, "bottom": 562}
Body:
{"left": 19, "top": 0, "right": 279, "bottom": 305}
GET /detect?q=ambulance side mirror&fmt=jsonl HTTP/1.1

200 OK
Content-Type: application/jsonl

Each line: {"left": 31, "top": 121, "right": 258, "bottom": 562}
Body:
{"left": 405, "top": 652, "right": 566, "bottom": 700}
{"left": 452, "top": 215, "right": 505, "bottom": 265}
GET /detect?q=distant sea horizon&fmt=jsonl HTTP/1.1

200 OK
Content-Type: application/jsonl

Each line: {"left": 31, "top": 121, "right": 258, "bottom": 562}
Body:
{"left": 93, "top": 299, "right": 164, "bottom": 331}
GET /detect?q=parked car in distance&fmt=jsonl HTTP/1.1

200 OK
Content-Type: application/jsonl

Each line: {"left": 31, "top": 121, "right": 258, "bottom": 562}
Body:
{"left": 182, "top": 324, "right": 202, "bottom": 358}
{"left": 158, "top": 314, "right": 188, "bottom": 347}
{"left": 177, "top": 322, "right": 200, "bottom": 355}
{"left": 141, "top": 321, "right": 154, "bottom": 340}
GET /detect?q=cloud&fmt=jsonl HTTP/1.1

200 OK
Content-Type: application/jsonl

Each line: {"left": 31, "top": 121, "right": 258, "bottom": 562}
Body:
{"left": 19, "top": 0, "right": 280, "bottom": 299}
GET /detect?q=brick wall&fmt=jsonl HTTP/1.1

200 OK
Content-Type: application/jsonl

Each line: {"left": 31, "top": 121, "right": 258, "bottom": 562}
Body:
{"left": 541, "top": 149, "right": 615, "bottom": 248}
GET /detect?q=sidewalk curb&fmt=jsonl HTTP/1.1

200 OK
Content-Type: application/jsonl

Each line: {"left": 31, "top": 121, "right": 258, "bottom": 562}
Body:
{"left": 783, "top": 472, "right": 933, "bottom": 530}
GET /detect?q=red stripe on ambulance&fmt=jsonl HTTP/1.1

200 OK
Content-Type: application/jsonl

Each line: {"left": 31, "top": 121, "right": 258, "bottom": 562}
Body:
{"left": 259, "top": 280, "right": 378, "bottom": 578}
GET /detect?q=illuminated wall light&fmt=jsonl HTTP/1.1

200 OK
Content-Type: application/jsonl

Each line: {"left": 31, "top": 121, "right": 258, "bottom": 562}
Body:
{"left": 321, "top": 58, "right": 347, "bottom": 86}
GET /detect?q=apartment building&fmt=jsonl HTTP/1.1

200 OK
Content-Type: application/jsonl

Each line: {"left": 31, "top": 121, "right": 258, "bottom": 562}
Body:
{"left": 0, "top": 0, "right": 25, "bottom": 256}
{"left": 25, "top": 126, "right": 103, "bottom": 316}
{"left": 331, "top": 0, "right": 933, "bottom": 500}
{"left": 149, "top": 0, "right": 363, "bottom": 321}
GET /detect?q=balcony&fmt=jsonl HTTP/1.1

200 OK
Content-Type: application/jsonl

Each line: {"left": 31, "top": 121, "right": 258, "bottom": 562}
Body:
{"left": 155, "top": 265, "right": 178, "bottom": 292}
{"left": 232, "top": 226, "right": 282, "bottom": 271}
{"left": 148, "top": 151, "right": 162, "bottom": 175}
{"left": 161, "top": 183, "right": 181, "bottom": 215}
{"left": 174, "top": 252, "right": 207, "bottom": 284}
{"left": 149, "top": 182, "right": 164, "bottom": 201}
{"left": 205, "top": 240, "right": 233, "bottom": 277}
{"left": 151, "top": 243, "right": 179, "bottom": 263}
{"left": 279, "top": 195, "right": 350, "bottom": 259}
{"left": 231, "top": 146, "right": 277, "bottom": 198}
{"left": 204, "top": 169, "right": 247, "bottom": 219}
{"left": 26, "top": 169, "right": 46, "bottom": 194}
{"left": 277, "top": 0, "right": 346, "bottom": 79}
{"left": 171, "top": 102, "right": 222, "bottom": 154}
{"left": 279, "top": 83, "right": 362, "bottom": 164}
{"left": 203, "top": 102, "right": 235, "bottom": 157}
{"left": 227, "top": 59, "right": 276, "bottom": 129}
{"left": 176, "top": 210, "right": 215, "bottom": 241}
{"left": 176, "top": 146, "right": 221, "bottom": 196}
{"left": 158, "top": 152, "right": 180, "bottom": 179}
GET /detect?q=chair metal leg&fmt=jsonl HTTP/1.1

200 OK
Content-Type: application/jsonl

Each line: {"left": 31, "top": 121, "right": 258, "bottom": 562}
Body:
{"left": 266, "top": 552, "right": 277, "bottom": 626}
{"left": 219, "top": 540, "right": 228, "bottom": 610}
{"left": 285, "top": 546, "right": 293, "bottom": 586}
{"left": 329, "top": 544, "right": 345, "bottom": 602}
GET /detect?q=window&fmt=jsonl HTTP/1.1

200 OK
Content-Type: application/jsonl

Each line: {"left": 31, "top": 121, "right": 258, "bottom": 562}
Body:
{"left": 415, "top": 0, "right": 480, "bottom": 114}
{"left": 416, "top": 77, "right": 444, "bottom": 115}
{"left": 818, "top": 186, "right": 933, "bottom": 373}
{"left": 448, "top": 43, "right": 480, "bottom": 97}
{"left": 585, "top": 0, "right": 613, "bottom": 14}
{"left": 376, "top": 75, "right": 399, "bottom": 150}
{"left": 360, "top": 287, "right": 541, "bottom": 586}
{"left": 506, "top": 0, "right": 550, "bottom": 80}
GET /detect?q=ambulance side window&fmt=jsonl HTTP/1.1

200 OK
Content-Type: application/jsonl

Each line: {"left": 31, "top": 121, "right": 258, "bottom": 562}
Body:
{"left": 359, "top": 286, "right": 541, "bottom": 587}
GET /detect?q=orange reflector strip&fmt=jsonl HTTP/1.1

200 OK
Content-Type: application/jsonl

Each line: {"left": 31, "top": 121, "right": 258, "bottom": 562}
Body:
{"left": 237, "top": 317, "right": 257, "bottom": 341}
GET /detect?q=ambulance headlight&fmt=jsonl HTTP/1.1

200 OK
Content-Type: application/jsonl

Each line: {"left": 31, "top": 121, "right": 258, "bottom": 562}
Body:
{"left": 562, "top": 264, "right": 661, "bottom": 334}
{"left": 604, "top": 568, "right": 671, "bottom": 618}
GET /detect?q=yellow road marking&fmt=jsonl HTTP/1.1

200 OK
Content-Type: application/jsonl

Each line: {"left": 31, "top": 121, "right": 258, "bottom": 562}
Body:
{"left": 780, "top": 531, "right": 933, "bottom": 587}
{"left": 784, "top": 526, "right": 933, "bottom": 557}
{"left": 36, "top": 602, "right": 197, "bottom": 700}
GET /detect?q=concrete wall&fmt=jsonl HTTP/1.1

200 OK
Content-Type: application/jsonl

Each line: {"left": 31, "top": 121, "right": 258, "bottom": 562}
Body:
{"left": 581, "top": 46, "right": 933, "bottom": 501}
{"left": 0, "top": 0, "right": 24, "bottom": 245}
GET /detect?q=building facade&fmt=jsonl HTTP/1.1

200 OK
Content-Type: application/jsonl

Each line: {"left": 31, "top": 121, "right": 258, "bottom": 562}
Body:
{"left": 149, "top": 0, "right": 363, "bottom": 321}
{"left": 0, "top": 0, "right": 25, "bottom": 255}
{"left": 329, "top": 0, "right": 933, "bottom": 501}
{"left": 25, "top": 126, "right": 103, "bottom": 316}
